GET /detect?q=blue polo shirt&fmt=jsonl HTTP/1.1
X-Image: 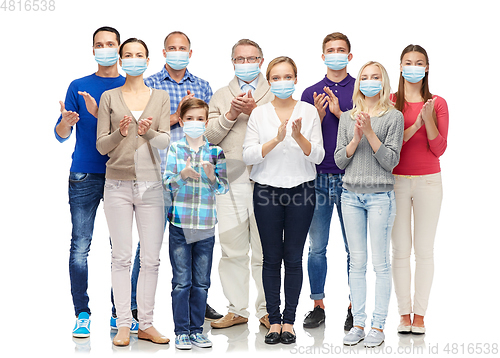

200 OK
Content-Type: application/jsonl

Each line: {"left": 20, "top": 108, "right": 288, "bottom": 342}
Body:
{"left": 301, "top": 74, "right": 355, "bottom": 174}
{"left": 55, "top": 73, "right": 125, "bottom": 173}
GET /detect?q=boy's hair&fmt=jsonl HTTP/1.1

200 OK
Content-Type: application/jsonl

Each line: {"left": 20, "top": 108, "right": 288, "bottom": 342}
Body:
{"left": 180, "top": 98, "right": 209, "bottom": 120}
{"left": 322, "top": 32, "right": 350, "bottom": 53}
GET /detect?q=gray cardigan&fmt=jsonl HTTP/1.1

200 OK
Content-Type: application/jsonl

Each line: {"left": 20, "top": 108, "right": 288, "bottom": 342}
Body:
{"left": 334, "top": 109, "right": 404, "bottom": 193}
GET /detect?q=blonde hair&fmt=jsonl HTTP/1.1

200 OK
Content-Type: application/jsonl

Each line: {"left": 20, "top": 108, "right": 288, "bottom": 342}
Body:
{"left": 266, "top": 56, "right": 297, "bottom": 81}
{"left": 350, "top": 61, "right": 393, "bottom": 119}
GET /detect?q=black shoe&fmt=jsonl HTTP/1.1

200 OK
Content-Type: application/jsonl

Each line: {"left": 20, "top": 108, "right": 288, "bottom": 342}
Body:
{"left": 264, "top": 331, "right": 281, "bottom": 345}
{"left": 344, "top": 307, "right": 353, "bottom": 331}
{"left": 280, "top": 330, "right": 296, "bottom": 344}
{"left": 205, "top": 304, "right": 223, "bottom": 321}
{"left": 303, "top": 305, "right": 325, "bottom": 328}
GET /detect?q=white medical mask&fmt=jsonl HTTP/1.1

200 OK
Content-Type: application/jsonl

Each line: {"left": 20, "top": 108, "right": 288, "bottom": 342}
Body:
{"left": 234, "top": 63, "right": 260, "bottom": 82}
{"left": 94, "top": 48, "right": 119, "bottom": 66}
{"left": 182, "top": 121, "right": 206, "bottom": 138}
{"left": 359, "top": 80, "right": 382, "bottom": 97}
{"left": 166, "top": 51, "right": 190, "bottom": 70}
{"left": 324, "top": 53, "right": 349, "bottom": 71}
{"left": 121, "top": 58, "right": 148, "bottom": 76}
{"left": 270, "top": 80, "right": 296, "bottom": 99}
{"left": 402, "top": 66, "right": 426, "bottom": 83}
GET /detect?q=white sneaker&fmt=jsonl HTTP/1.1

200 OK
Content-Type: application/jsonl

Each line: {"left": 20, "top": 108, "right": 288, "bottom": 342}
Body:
{"left": 343, "top": 326, "right": 365, "bottom": 346}
{"left": 364, "top": 329, "right": 385, "bottom": 347}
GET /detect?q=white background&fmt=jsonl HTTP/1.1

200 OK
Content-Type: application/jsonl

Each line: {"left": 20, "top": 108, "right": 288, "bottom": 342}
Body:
{"left": 1, "top": 0, "right": 498, "bottom": 356}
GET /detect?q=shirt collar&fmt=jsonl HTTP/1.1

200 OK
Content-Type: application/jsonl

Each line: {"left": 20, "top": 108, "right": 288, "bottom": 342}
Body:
{"left": 238, "top": 76, "right": 259, "bottom": 91}
{"left": 323, "top": 73, "right": 354, "bottom": 87}
{"left": 177, "top": 136, "right": 210, "bottom": 152}
{"left": 161, "top": 66, "right": 195, "bottom": 83}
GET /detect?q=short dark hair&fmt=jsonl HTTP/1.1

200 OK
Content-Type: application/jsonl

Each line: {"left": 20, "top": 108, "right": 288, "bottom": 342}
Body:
{"left": 164, "top": 31, "right": 191, "bottom": 49}
{"left": 93, "top": 26, "right": 120, "bottom": 45}
{"left": 119, "top": 38, "right": 149, "bottom": 58}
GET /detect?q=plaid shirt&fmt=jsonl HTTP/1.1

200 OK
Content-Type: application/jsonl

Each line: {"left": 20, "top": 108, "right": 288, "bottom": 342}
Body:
{"left": 163, "top": 137, "right": 229, "bottom": 229}
{"left": 144, "top": 66, "right": 213, "bottom": 173}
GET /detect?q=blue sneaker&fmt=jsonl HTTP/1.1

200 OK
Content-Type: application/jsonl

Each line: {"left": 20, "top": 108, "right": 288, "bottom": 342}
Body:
{"left": 189, "top": 333, "right": 212, "bottom": 348}
{"left": 73, "top": 312, "right": 91, "bottom": 338}
{"left": 175, "top": 334, "right": 192, "bottom": 350}
{"left": 110, "top": 316, "right": 139, "bottom": 334}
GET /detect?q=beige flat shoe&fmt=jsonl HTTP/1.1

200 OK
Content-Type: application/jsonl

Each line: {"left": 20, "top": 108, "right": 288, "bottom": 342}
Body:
{"left": 113, "top": 327, "right": 130, "bottom": 346}
{"left": 259, "top": 314, "right": 270, "bottom": 329}
{"left": 211, "top": 312, "right": 248, "bottom": 329}
{"left": 138, "top": 328, "right": 170, "bottom": 344}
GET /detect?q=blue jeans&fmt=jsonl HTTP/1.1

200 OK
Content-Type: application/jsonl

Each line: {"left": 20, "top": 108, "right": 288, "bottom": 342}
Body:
{"left": 307, "top": 173, "right": 348, "bottom": 300}
{"left": 169, "top": 223, "right": 214, "bottom": 335}
{"left": 253, "top": 181, "right": 316, "bottom": 325}
{"left": 341, "top": 189, "right": 396, "bottom": 330}
{"left": 68, "top": 172, "right": 105, "bottom": 316}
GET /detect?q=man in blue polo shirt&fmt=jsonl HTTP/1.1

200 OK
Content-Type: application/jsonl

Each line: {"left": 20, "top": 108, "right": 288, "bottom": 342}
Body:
{"left": 301, "top": 32, "right": 355, "bottom": 330}
{"left": 55, "top": 26, "right": 126, "bottom": 338}
{"left": 143, "top": 31, "right": 221, "bottom": 320}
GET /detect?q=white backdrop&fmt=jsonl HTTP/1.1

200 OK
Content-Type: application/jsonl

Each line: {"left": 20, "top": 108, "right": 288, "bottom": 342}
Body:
{"left": 1, "top": 0, "right": 498, "bottom": 356}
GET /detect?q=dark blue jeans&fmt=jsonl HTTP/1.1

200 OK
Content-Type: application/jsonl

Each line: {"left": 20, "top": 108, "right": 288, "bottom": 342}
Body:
{"left": 169, "top": 223, "right": 214, "bottom": 335}
{"left": 253, "top": 181, "right": 315, "bottom": 325}
{"left": 307, "top": 173, "right": 349, "bottom": 300}
{"left": 68, "top": 172, "right": 105, "bottom": 316}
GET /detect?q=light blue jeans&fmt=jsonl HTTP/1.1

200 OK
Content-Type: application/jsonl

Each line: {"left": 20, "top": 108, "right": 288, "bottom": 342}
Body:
{"left": 341, "top": 189, "right": 396, "bottom": 330}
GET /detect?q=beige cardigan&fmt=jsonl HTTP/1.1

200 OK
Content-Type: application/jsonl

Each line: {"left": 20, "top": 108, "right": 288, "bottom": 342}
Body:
{"left": 97, "top": 87, "right": 171, "bottom": 181}
{"left": 205, "top": 73, "right": 274, "bottom": 183}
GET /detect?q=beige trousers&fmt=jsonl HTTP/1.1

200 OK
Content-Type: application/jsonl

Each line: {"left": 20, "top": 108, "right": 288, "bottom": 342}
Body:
{"left": 216, "top": 181, "right": 267, "bottom": 319}
{"left": 104, "top": 180, "right": 164, "bottom": 329}
{"left": 391, "top": 173, "right": 442, "bottom": 316}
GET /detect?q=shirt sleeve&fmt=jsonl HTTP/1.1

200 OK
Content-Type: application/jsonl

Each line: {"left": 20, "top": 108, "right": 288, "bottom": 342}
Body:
{"left": 163, "top": 144, "right": 187, "bottom": 192}
{"left": 304, "top": 107, "right": 325, "bottom": 164}
{"left": 96, "top": 91, "right": 125, "bottom": 155}
{"left": 242, "top": 110, "right": 265, "bottom": 165}
{"left": 372, "top": 110, "right": 405, "bottom": 172}
{"left": 144, "top": 91, "right": 171, "bottom": 150}
{"left": 205, "top": 90, "right": 237, "bottom": 145}
{"left": 428, "top": 96, "right": 449, "bottom": 158}
{"left": 334, "top": 112, "right": 352, "bottom": 170}
{"left": 204, "top": 147, "right": 229, "bottom": 195}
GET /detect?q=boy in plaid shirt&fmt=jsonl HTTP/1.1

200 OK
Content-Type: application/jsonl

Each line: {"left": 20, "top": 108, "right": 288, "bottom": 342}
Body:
{"left": 163, "top": 98, "right": 229, "bottom": 349}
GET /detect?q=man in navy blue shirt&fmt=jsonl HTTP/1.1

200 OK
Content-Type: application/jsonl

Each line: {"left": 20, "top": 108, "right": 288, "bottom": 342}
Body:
{"left": 300, "top": 32, "right": 355, "bottom": 331}
{"left": 55, "top": 26, "right": 126, "bottom": 338}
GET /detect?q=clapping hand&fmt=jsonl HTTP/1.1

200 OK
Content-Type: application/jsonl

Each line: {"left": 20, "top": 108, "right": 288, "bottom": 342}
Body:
{"left": 120, "top": 115, "right": 132, "bottom": 137}
{"left": 138, "top": 117, "right": 152, "bottom": 135}
{"left": 291, "top": 117, "right": 303, "bottom": 140}
{"left": 181, "top": 156, "right": 201, "bottom": 181}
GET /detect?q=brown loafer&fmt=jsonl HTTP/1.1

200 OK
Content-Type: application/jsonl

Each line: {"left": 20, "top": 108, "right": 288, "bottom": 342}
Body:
{"left": 210, "top": 312, "right": 248, "bottom": 329}
{"left": 138, "top": 328, "right": 170, "bottom": 344}
{"left": 113, "top": 327, "right": 130, "bottom": 346}
{"left": 259, "top": 314, "right": 270, "bottom": 329}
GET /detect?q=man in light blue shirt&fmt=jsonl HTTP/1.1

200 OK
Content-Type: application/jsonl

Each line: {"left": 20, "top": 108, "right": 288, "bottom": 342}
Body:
{"left": 144, "top": 31, "right": 212, "bottom": 173}
{"left": 142, "top": 31, "right": 220, "bottom": 320}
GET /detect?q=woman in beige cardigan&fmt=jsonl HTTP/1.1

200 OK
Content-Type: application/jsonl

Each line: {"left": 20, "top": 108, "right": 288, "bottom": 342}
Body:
{"left": 97, "top": 38, "right": 170, "bottom": 346}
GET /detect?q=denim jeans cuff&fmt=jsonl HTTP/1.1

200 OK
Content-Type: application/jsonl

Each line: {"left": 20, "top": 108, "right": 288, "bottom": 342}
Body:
{"left": 309, "top": 293, "right": 325, "bottom": 300}
{"left": 371, "top": 321, "right": 385, "bottom": 330}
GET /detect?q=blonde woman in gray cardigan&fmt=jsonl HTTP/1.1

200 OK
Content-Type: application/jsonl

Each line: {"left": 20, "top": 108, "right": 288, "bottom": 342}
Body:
{"left": 97, "top": 38, "right": 170, "bottom": 346}
{"left": 334, "top": 61, "right": 404, "bottom": 348}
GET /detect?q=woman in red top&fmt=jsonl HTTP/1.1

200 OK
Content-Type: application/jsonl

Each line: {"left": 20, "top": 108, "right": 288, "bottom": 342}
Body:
{"left": 390, "top": 44, "right": 449, "bottom": 334}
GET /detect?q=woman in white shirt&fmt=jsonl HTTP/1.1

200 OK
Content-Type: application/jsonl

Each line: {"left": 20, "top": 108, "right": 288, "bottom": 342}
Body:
{"left": 243, "top": 56, "right": 324, "bottom": 345}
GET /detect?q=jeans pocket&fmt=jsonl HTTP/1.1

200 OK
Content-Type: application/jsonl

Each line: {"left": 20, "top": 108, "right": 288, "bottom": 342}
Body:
{"left": 69, "top": 172, "right": 89, "bottom": 183}
{"left": 424, "top": 173, "right": 441, "bottom": 186}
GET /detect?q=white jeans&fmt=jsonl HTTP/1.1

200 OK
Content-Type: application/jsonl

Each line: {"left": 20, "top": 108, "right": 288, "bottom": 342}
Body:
{"left": 391, "top": 173, "right": 443, "bottom": 316}
{"left": 104, "top": 180, "right": 164, "bottom": 329}
{"left": 216, "top": 181, "right": 267, "bottom": 319}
